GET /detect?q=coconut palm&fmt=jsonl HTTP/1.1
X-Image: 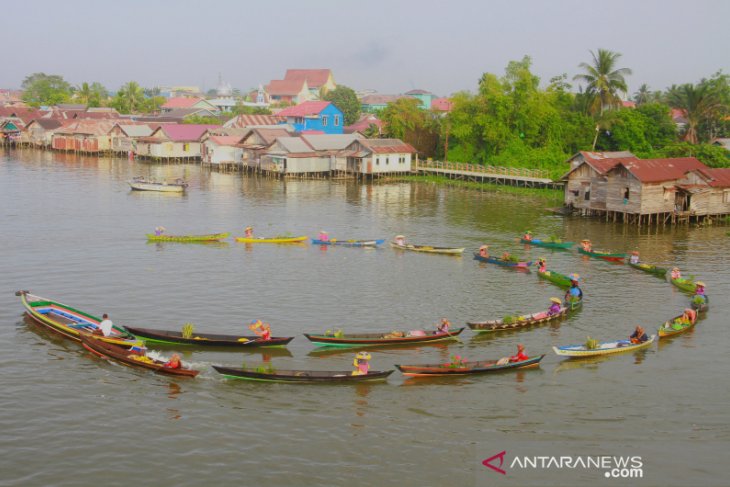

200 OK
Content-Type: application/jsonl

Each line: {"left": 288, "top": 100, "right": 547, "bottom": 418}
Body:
{"left": 118, "top": 81, "right": 145, "bottom": 113}
{"left": 574, "top": 49, "right": 632, "bottom": 116}
{"left": 75, "top": 82, "right": 92, "bottom": 105}
{"left": 667, "top": 82, "right": 723, "bottom": 144}
{"left": 633, "top": 84, "right": 651, "bottom": 105}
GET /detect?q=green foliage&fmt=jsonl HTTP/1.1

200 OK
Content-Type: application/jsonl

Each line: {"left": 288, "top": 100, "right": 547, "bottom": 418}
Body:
{"left": 255, "top": 364, "right": 276, "bottom": 374}
{"left": 656, "top": 142, "right": 730, "bottom": 167}
{"left": 111, "top": 81, "right": 145, "bottom": 114}
{"left": 585, "top": 337, "right": 599, "bottom": 350}
{"left": 182, "top": 115, "right": 223, "bottom": 125}
{"left": 668, "top": 76, "right": 727, "bottom": 144}
{"left": 232, "top": 103, "right": 272, "bottom": 116}
{"left": 74, "top": 82, "right": 108, "bottom": 107}
{"left": 323, "top": 85, "right": 361, "bottom": 125}
{"left": 21, "top": 72, "right": 72, "bottom": 106}
{"left": 381, "top": 97, "right": 441, "bottom": 157}
{"left": 573, "top": 48, "right": 632, "bottom": 116}
{"left": 502, "top": 315, "right": 515, "bottom": 325}
{"left": 181, "top": 323, "right": 195, "bottom": 339}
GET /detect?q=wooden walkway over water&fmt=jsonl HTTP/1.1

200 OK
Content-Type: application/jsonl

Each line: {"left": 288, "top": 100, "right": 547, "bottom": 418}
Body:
{"left": 414, "top": 160, "right": 563, "bottom": 189}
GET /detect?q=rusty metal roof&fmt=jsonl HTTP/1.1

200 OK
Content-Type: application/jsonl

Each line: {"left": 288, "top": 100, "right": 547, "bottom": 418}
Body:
{"left": 618, "top": 157, "right": 706, "bottom": 183}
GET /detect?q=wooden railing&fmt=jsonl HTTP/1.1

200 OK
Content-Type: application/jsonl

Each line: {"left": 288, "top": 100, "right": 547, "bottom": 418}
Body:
{"left": 415, "top": 160, "right": 550, "bottom": 179}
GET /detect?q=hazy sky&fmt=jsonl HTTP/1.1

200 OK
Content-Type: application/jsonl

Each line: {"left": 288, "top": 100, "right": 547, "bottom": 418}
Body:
{"left": 4, "top": 0, "right": 729, "bottom": 96}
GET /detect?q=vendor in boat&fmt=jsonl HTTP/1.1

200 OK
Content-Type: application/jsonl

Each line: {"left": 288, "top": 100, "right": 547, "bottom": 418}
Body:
{"left": 352, "top": 351, "right": 371, "bottom": 376}
{"left": 629, "top": 326, "right": 649, "bottom": 344}
{"left": 394, "top": 235, "right": 406, "bottom": 246}
{"left": 580, "top": 239, "right": 592, "bottom": 252}
{"left": 682, "top": 308, "right": 697, "bottom": 325}
{"left": 244, "top": 226, "right": 254, "bottom": 238}
{"left": 670, "top": 267, "right": 682, "bottom": 280}
{"left": 249, "top": 319, "right": 272, "bottom": 341}
{"left": 479, "top": 245, "right": 489, "bottom": 258}
{"left": 522, "top": 230, "right": 533, "bottom": 242}
{"left": 501, "top": 251, "right": 511, "bottom": 261}
{"left": 163, "top": 353, "right": 182, "bottom": 369}
{"left": 536, "top": 258, "right": 547, "bottom": 273}
{"left": 437, "top": 318, "right": 451, "bottom": 334}
{"left": 154, "top": 226, "right": 166, "bottom": 236}
{"left": 95, "top": 314, "right": 114, "bottom": 337}
{"left": 629, "top": 250, "right": 640, "bottom": 264}
{"left": 547, "top": 297, "right": 562, "bottom": 316}
{"left": 695, "top": 281, "right": 706, "bottom": 300}
{"left": 509, "top": 344, "right": 528, "bottom": 362}
{"left": 565, "top": 274, "right": 583, "bottom": 302}
{"left": 318, "top": 230, "right": 329, "bottom": 242}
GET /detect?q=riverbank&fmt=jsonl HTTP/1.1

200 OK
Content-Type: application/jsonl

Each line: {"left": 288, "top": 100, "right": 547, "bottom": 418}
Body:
{"left": 384, "top": 174, "right": 564, "bottom": 200}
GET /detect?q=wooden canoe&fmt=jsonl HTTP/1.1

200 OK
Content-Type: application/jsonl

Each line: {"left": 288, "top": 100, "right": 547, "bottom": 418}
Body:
{"left": 129, "top": 178, "right": 187, "bottom": 192}
{"left": 396, "top": 354, "right": 545, "bottom": 376}
{"left": 147, "top": 232, "right": 230, "bottom": 242}
{"left": 390, "top": 242, "right": 465, "bottom": 255}
{"left": 520, "top": 238, "right": 574, "bottom": 249}
{"left": 212, "top": 365, "right": 393, "bottom": 383}
{"left": 311, "top": 238, "right": 385, "bottom": 247}
{"left": 553, "top": 335, "right": 656, "bottom": 358}
{"left": 80, "top": 334, "right": 199, "bottom": 377}
{"left": 658, "top": 314, "right": 697, "bottom": 338}
{"left": 577, "top": 248, "right": 626, "bottom": 261}
{"left": 303, "top": 327, "right": 465, "bottom": 347}
{"left": 670, "top": 278, "right": 697, "bottom": 294}
{"left": 468, "top": 307, "right": 568, "bottom": 333}
{"left": 628, "top": 262, "right": 668, "bottom": 277}
{"left": 15, "top": 290, "right": 142, "bottom": 347}
{"left": 235, "top": 236, "right": 308, "bottom": 243}
{"left": 473, "top": 253, "right": 532, "bottom": 268}
{"left": 125, "top": 326, "right": 294, "bottom": 348}
{"left": 537, "top": 269, "right": 572, "bottom": 288}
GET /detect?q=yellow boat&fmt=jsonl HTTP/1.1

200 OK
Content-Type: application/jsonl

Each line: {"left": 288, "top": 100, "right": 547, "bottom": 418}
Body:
{"left": 235, "top": 235, "right": 308, "bottom": 244}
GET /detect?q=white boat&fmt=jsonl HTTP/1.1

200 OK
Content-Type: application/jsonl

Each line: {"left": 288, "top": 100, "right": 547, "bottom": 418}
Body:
{"left": 128, "top": 177, "right": 188, "bottom": 193}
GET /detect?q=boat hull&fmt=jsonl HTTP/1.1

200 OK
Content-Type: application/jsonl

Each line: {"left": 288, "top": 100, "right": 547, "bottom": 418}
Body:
{"left": 129, "top": 182, "right": 186, "bottom": 192}
{"left": 473, "top": 253, "right": 532, "bottom": 268}
{"left": 520, "top": 238, "right": 574, "bottom": 249}
{"left": 125, "top": 326, "right": 293, "bottom": 348}
{"left": 468, "top": 308, "right": 568, "bottom": 333}
{"left": 628, "top": 262, "right": 668, "bottom": 277}
{"left": 303, "top": 328, "right": 464, "bottom": 347}
{"left": 390, "top": 242, "right": 464, "bottom": 255}
{"left": 396, "top": 355, "right": 545, "bottom": 376}
{"left": 658, "top": 314, "right": 697, "bottom": 338}
{"left": 553, "top": 335, "right": 656, "bottom": 358}
{"left": 537, "top": 269, "right": 572, "bottom": 288}
{"left": 235, "top": 236, "right": 308, "bottom": 243}
{"left": 146, "top": 232, "right": 230, "bottom": 242}
{"left": 212, "top": 366, "right": 393, "bottom": 383}
{"left": 670, "top": 278, "right": 697, "bottom": 293}
{"left": 577, "top": 248, "right": 626, "bottom": 261}
{"left": 311, "top": 238, "right": 384, "bottom": 247}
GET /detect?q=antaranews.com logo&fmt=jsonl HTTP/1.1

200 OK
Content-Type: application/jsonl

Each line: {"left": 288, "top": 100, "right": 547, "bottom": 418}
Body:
{"left": 483, "top": 450, "right": 643, "bottom": 479}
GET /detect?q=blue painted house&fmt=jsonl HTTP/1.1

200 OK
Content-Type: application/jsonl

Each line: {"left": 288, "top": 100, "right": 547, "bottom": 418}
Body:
{"left": 276, "top": 101, "right": 343, "bottom": 134}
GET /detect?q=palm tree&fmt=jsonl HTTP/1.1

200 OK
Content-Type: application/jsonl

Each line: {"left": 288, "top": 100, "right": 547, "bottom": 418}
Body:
{"left": 75, "top": 82, "right": 92, "bottom": 105}
{"left": 118, "top": 81, "right": 145, "bottom": 113}
{"left": 574, "top": 49, "right": 632, "bottom": 116}
{"left": 667, "top": 83, "right": 723, "bottom": 144}
{"left": 633, "top": 84, "right": 651, "bottom": 105}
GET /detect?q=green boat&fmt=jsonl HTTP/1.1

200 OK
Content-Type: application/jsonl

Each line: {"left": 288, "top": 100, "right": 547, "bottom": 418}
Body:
{"left": 628, "top": 262, "right": 668, "bottom": 277}
{"left": 565, "top": 296, "right": 583, "bottom": 311}
{"left": 671, "top": 278, "right": 697, "bottom": 293}
{"left": 577, "top": 247, "right": 626, "bottom": 261}
{"left": 520, "top": 238, "right": 574, "bottom": 249}
{"left": 146, "top": 232, "right": 230, "bottom": 242}
{"left": 537, "top": 269, "right": 572, "bottom": 288}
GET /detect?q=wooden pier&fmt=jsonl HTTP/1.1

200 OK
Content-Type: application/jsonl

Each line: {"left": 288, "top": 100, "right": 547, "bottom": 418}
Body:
{"left": 414, "top": 160, "right": 562, "bottom": 189}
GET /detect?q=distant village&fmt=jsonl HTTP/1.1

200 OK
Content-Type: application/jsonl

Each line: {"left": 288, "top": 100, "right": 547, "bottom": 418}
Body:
{"left": 2, "top": 68, "right": 730, "bottom": 224}
{"left": 0, "top": 69, "right": 453, "bottom": 178}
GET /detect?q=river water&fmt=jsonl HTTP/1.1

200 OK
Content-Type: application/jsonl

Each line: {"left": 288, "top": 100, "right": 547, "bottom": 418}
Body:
{"left": 0, "top": 149, "right": 727, "bottom": 487}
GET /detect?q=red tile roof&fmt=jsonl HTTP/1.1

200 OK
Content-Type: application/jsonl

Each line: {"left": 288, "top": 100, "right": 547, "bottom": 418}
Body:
{"left": 699, "top": 168, "right": 730, "bottom": 188}
{"left": 579, "top": 151, "right": 639, "bottom": 174}
{"left": 162, "top": 97, "right": 205, "bottom": 109}
{"left": 344, "top": 114, "right": 383, "bottom": 134}
{"left": 225, "top": 114, "right": 283, "bottom": 128}
{"left": 159, "top": 124, "right": 220, "bottom": 142}
{"left": 208, "top": 135, "right": 242, "bottom": 146}
{"left": 355, "top": 138, "right": 416, "bottom": 154}
{"left": 618, "top": 157, "right": 706, "bottom": 183}
{"left": 266, "top": 79, "right": 307, "bottom": 96}
{"left": 622, "top": 100, "right": 636, "bottom": 108}
{"left": 284, "top": 69, "right": 332, "bottom": 88}
{"left": 431, "top": 98, "right": 454, "bottom": 112}
{"left": 276, "top": 101, "right": 331, "bottom": 117}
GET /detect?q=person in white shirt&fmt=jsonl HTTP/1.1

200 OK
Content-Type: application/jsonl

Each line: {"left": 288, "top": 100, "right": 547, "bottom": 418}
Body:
{"left": 98, "top": 314, "right": 114, "bottom": 337}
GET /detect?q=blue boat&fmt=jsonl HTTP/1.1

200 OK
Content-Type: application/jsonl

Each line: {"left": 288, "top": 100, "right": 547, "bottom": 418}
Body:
{"left": 474, "top": 253, "right": 532, "bottom": 269}
{"left": 311, "top": 238, "right": 385, "bottom": 247}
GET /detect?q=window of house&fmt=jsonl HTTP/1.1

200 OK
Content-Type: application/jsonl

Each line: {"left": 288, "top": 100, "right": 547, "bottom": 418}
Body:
{"left": 584, "top": 188, "right": 591, "bottom": 201}
{"left": 295, "top": 117, "right": 304, "bottom": 125}
{"left": 386, "top": 157, "right": 389, "bottom": 165}
{"left": 322, "top": 116, "right": 328, "bottom": 127}
{"left": 724, "top": 190, "right": 730, "bottom": 204}
{"left": 623, "top": 187, "right": 630, "bottom": 201}
{"left": 334, "top": 115, "right": 340, "bottom": 126}
{"left": 376, "top": 157, "right": 380, "bottom": 165}
{"left": 183, "top": 143, "right": 189, "bottom": 152}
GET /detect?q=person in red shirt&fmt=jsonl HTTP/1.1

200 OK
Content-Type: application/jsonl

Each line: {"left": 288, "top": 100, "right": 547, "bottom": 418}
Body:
{"left": 509, "top": 344, "right": 528, "bottom": 362}
{"left": 163, "top": 353, "right": 181, "bottom": 369}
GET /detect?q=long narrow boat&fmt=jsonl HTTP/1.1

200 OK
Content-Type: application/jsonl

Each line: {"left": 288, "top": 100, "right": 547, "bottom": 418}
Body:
{"left": 125, "top": 326, "right": 294, "bottom": 348}
{"left": 81, "top": 334, "right": 199, "bottom": 377}
{"left": 577, "top": 248, "right": 626, "bottom": 262}
{"left": 212, "top": 365, "right": 393, "bottom": 383}
{"left": 537, "top": 269, "right": 572, "bottom": 288}
{"left": 147, "top": 232, "right": 230, "bottom": 242}
{"left": 670, "top": 277, "right": 697, "bottom": 293}
{"left": 565, "top": 297, "right": 583, "bottom": 311}
{"left": 468, "top": 307, "right": 568, "bottom": 333}
{"left": 303, "top": 328, "right": 464, "bottom": 347}
{"left": 390, "top": 242, "right": 465, "bottom": 255}
{"left": 129, "top": 178, "right": 187, "bottom": 192}
{"left": 628, "top": 261, "right": 668, "bottom": 277}
{"left": 16, "top": 290, "right": 141, "bottom": 347}
{"left": 311, "top": 238, "right": 385, "bottom": 247}
{"left": 520, "top": 238, "right": 574, "bottom": 249}
{"left": 553, "top": 335, "right": 656, "bottom": 358}
{"left": 658, "top": 314, "right": 697, "bottom": 339}
{"left": 473, "top": 253, "right": 532, "bottom": 268}
{"left": 235, "top": 236, "right": 308, "bottom": 244}
{"left": 396, "top": 354, "right": 545, "bottom": 377}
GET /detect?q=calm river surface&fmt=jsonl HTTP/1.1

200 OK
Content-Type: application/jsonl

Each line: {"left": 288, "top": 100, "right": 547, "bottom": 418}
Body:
{"left": 1, "top": 149, "right": 728, "bottom": 487}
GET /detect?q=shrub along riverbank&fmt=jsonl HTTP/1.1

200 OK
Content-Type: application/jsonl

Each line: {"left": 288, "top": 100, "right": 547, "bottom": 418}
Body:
{"left": 383, "top": 174, "right": 564, "bottom": 201}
